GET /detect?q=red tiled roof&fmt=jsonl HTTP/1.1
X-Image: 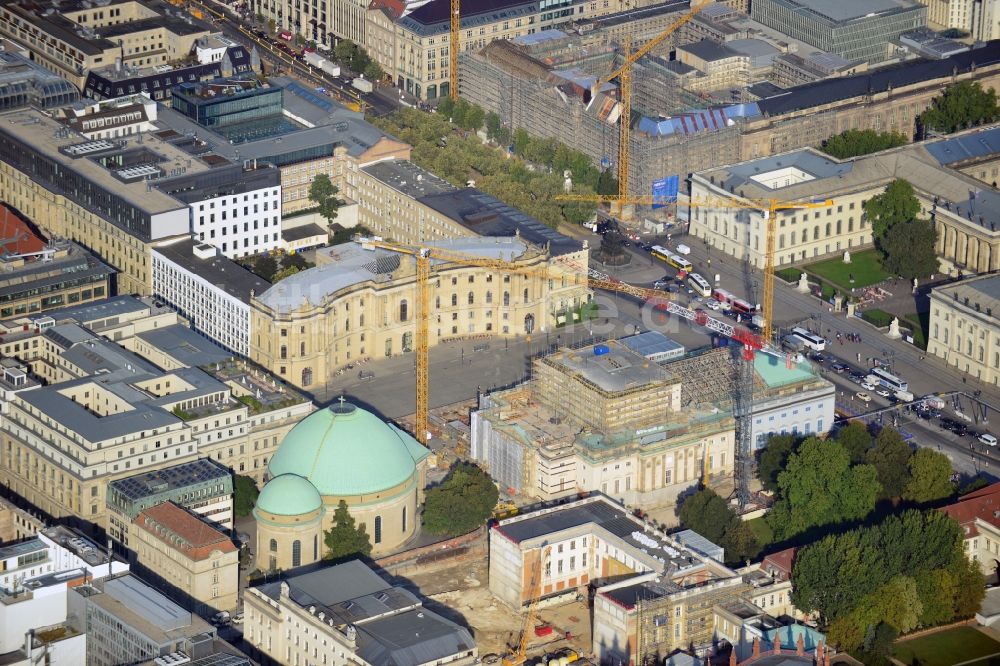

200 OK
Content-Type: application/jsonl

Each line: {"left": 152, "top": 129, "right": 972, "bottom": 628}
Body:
{"left": 0, "top": 204, "right": 46, "bottom": 256}
{"left": 369, "top": 0, "right": 405, "bottom": 19}
{"left": 134, "top": 501, "right": 236, "bottom": 561}
{"left": 941, "top": 482, "right": 1000, "bottom": 538}
{"left": 762, "top": 547, "right": 797, "bottom": 579}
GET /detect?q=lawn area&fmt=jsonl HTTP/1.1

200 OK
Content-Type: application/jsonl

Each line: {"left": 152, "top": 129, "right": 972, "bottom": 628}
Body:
{"left": 892, "top": 627, "right": 1000, "bottom": 666}
{"left": 905, "top": 312, "right": 929, "bottom": 350}
{"left": 805, "top": 249, "right": 890, "bottom": 290}
{"left": 746, "top": 517, "right": 774, "bottom": 547}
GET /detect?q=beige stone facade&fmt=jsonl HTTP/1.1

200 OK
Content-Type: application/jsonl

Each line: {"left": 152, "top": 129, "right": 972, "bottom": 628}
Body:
{"left": 250, "top": 238, "right": 590, "bottom": 390}
{"left": 0, "top": 308, "right": 313, "bottom": 532}
{"left": 677, "top": 42, "right": 750, "bottom": 93}
{"left": 130, "top": 501, "right": 239, "bottom": 613}
{"left": 0, "top": 496, "right": 44, "bottom": 544}
{"left": 0, "top": 0, "right": 213, "bottom": 89}
{"left": 927, "top": 274, "right": 1000, "bottom": 385}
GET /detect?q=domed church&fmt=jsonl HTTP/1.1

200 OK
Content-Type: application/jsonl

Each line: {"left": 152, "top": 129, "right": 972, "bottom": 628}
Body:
{"left": 253, "top": 401, "right": 430, "bottom": 570}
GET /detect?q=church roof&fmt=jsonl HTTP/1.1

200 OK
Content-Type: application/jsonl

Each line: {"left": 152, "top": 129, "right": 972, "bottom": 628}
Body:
{"left": 266, "top": 402, "right": 429, "bottom": 496}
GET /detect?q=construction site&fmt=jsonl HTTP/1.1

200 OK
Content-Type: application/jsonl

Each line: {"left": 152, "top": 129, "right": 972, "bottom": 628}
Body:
{"left": 469, "top": 336, "right": 833, "bottom": 517}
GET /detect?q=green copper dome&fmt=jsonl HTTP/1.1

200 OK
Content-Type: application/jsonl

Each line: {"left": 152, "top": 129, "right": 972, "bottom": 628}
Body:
{"left": 267, "top": 402, "right": 429, "bottom": 497}
{"left": 255, "top": 473, "right": 322, "bottom": 516}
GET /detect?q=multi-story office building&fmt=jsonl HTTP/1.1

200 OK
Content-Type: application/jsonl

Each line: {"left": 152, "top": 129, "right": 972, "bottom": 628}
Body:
{"left": 155, "top": 76, "right": 411, "bottom": 214}
{"left": 156, "top": 163, "right": 284, "bottom": 259}
{"left": 151, "top": 240, "right": 271, "bottom": 356}
{"left": 0, "top": 302, "right": 313, "bottom": 532}
{"left": 67, "top": 574, "right": 237, "bottom": 666}
{"left": 130, "top": 501, "right": 239, "bottom": 614}
{"left": 0, "top": 242, "right": 114, "bottom": 320}
{"left": 751, "top": 0, "right": 927, "bottom": 64}
{"left": 243, "top": 559, "right": 478, "bottom": 666}
{"left": 489, "top": 495, "right": 747, "bottom": 664}
{"left": 171, "top": 79, "right": 284, "bottom": 131}
{"left": 916, "top": 0, "right": 1000, "bottom": 41}
{"left": 106, "top": 458, "right": 234, "bottom": 550}
{"left": 927, "top": 274, "right": 1000, "bottom": 385}
{"left": 0, "top": 0, "right": 216, "bottom": 89}
{"left": 249, "top": 236, "right": 590, "bottom": 389}
{"left": 0, "top": 48, "right": 79, "bottom": 111}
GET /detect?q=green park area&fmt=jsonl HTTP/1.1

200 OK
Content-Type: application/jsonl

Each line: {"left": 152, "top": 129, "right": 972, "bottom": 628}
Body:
{"left": 892, "top": 626, "right": 1000, "bottom": 666}
{"left": 804, "top": 249, "right": 891, "bottom": 290}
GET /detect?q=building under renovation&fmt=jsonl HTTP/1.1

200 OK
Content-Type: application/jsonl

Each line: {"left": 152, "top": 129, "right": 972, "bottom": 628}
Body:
{"left": 470, "top": 339, "right": 833, "bottom": 506}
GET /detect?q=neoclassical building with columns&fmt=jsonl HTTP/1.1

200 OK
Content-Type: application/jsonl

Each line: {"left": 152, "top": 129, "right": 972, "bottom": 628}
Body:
{"left": 689, "top": 125, "right": 1000, "bottom": 273}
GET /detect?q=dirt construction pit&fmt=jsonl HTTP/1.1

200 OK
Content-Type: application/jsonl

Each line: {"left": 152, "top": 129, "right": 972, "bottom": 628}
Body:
{"left": 398, "top": 559, "right": 593, "bottom": 660}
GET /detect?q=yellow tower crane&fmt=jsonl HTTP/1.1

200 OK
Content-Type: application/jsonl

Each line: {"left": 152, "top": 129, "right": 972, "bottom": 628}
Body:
{"left": 584, "top": 2, "right": 710, "bottom": 214}
{"left": 556, "top": 194, "right": 832, "bottom": 343}
{"left": 503, "top": 546, "right": 552, "bottom": 666}
{"left": 450, "top": 0, "right": 460, "bottom": 100}
{"left": 356, "top": 238, "right": 693, "bottom": 443}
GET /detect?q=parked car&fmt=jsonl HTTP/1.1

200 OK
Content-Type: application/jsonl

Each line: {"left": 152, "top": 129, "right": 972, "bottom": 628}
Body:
{"left": 675, "top": 243, "right": 691, "bottom": 255}
{"left": 232, "top": 613, "right": 244, "bottom": 625}
{"left": 979, "top": 433, "right": 998, "bottom": 446}
{"left": 939, "top": 418, "right": 959, "bottom": 432}
{"left": 861, "top": 381, "right": 877, "bottom": 391}
{"left": 831, "top": 363, "right": 848, "bottom": 373}
{"left": 954, "top": 424, "right": 969, "bottom": 437}
{"left": 653, "top": 279, "right": 671, "bottom": 289}
{"left": 856, "top": 392, "right": 871, "bottom": 403}
{"left": 211, "top": 611, "right": 231, "bottom": 626}
{"left": 918, "top": 410, "right": 934, "bottom": 420}
{"left": 876, "top": 389, "right": 892, "bottom": 398}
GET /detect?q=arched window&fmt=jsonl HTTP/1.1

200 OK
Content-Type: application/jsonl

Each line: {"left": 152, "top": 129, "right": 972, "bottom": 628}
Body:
{"left": 848, "top": 217, "right": 854, "bottom": 232}
{"left": 400, "top": 300, "right": 408, "bottom": 322}
{"left": 468, "top": 292, "right": 475, "bottom": 305}
{"left": 292, "top": 539, "right": 301, "bottom": 567}
{"left": 402, "top": 506, "right": 407, "bottom": 532}
{"left": 301, "top": 367, "right": 313, "bottom": 386}
{"left": 374, "top": 516, "right": 382, "bottom": 545}
{"left": 279, "top": 345, "right": 287, "bottom": 360}
{"left": 825, "top": 222, "right": 831, "bottom": 236}
{"left": 836, "top": 220, "right": 842, "bottom": 235}
{"left": 300, "top": 341, "right": 306, "bottom": 356}
{"left": 269, "top": 539, "right": 277, "bottom": 553}
{"left": 451, "top": 294, "right": 458, "bottom": 306}
{"left": 523, "top": 288, "right": 529, "bottom": 303}
{"left": 486, "top": 291, "right": 493, "bottom": 304}
{"left": 524, "top": 313, "right": 535, "bottom": 334}
{"left": 402, "top": 331, "right": 413, "bottom": 352}
{"left": 813, "top": 226, "right": 820, "bottom": 240}
{"left": 503, "top": 292, "right": 510, "bottom": 306}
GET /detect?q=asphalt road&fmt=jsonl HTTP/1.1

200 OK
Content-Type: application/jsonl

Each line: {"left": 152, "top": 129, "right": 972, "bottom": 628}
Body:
{"left": 190, "top": 0, "right": 402, "bottom": 117}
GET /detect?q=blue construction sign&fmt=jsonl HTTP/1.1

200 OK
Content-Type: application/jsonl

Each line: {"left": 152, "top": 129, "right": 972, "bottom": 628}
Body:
{"left": 652, "top": 175, "right": 679, "bottom": 208}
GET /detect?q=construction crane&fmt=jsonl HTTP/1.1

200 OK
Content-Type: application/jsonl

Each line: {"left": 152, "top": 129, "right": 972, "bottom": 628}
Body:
{"left": 503, "top": 546, "right": 551, "bottom": 666}
{"left": 584, "top": 2, "right": 710, "bottom": 214}
{"left": 450, "top": 0, "right": 460, "bottom": 100}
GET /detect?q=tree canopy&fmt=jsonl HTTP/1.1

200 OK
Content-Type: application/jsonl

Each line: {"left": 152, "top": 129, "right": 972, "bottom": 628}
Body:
{"left": 866, "top": 427, "right": 913, "bottom": 500}
{"left": 373, "top": 107, "right": 597, "bottom": 228}
{"left": 324, "top": 500, "right": 373, "bottom": 562}
{"left": 253, "top": 255, "right": 278, "bottom": 282}
{"left": 422, "top": 463, "right": 499, "bottom": 536}
{"left": 678, "top": 488, "right": 760, "bottom": 564}
{"left": 757, "top": 434, "right": 798, "bottom": 493}
{"left": 767, "top": 438, "right": 880, "bottom": 541}
{"left": 822, "top": 129, "right": 908, "bottom": 159}
{"left": 922, "top": 81, "right": 1000, "bottom": 134}
{"left": 863, "top": 179, "right": 921, "bottom": 239}
{"left": 903, "top": 448, "right": 955, "bottom": 503}
{"left": 836, "top": 422, "right": 872, "bottom": 465}
{"left": 233, "top": 474, "right": 259, "bottom": 517}
{"left": 308, "top": 173, "right": 342, "bottom": 226}
{"left": 878, "top": 217, "right": 939, "bottom": 279}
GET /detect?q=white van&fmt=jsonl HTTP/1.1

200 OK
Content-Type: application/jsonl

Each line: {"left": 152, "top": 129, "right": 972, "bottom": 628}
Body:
{"left": 675, "top": 244, "right": 691, "bottom": 255}
{"left": 979, "top": 433, "right": 998, "bottom": 447}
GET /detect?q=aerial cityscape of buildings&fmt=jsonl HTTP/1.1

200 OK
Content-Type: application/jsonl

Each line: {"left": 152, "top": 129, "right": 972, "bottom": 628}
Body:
{"left": 0, "top": 0, "right": 998, "bottom": 664}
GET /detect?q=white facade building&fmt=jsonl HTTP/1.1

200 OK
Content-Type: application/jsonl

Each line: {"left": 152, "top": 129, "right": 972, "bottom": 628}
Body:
{"left": 151, "top": 239, "right": 270, "bottom": 356}
{"left": 157, "top": 164, "right": 283, "bottom": 260}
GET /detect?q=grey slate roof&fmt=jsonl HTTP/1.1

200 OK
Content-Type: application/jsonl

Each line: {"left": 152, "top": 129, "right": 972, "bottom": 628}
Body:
{"left": 756, "top": 40, "right": 1000, "bottom": 116}
{"left": 256, "top": 238, "right": 529, "bottom": 312}
{"left": 134, "top": 324, "right": 233, "bottom": 367}
{"left": 356, "top": 609, "right": 476, "bottom": 665}
{"left": 925, "top": 125, "right": 1000, "bottom": 166}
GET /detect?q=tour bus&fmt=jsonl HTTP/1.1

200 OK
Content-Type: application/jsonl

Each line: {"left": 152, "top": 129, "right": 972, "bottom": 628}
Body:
{"left": 871, "top": 367, "right": 908, "bottom": 392}
{"left": 789, "top": 327, "right": 827, "bottom": 351}
{"left": 712, "top": 288, "right": 734, "bottom": 305}
{"left": 687, "top": 273, "right": 711, "bottom": 297}
{"left": 731, "top": 299, "right": 756, "bottom": 316}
